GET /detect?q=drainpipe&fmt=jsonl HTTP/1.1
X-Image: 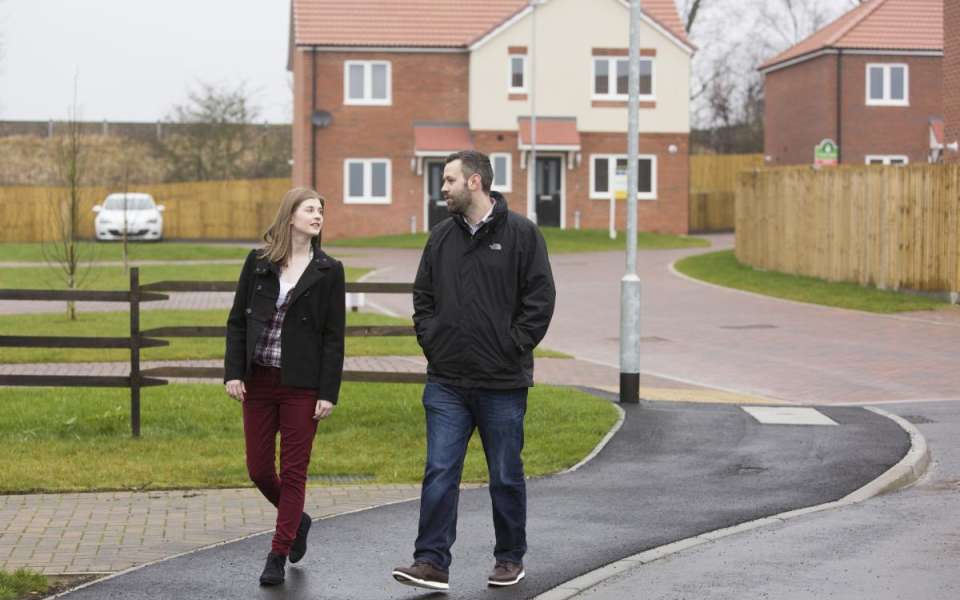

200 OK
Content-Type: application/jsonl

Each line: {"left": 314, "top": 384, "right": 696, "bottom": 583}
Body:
{"left": 836, "top": 49, "right": 843, "bottom": 164}
{"left": 311, "top": 45, "right": 318, "bottom": 190}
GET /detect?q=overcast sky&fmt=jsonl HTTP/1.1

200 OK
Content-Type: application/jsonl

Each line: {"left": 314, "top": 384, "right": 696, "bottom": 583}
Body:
{"left": 0, "top": 0, "right": 293, "bottom": 123}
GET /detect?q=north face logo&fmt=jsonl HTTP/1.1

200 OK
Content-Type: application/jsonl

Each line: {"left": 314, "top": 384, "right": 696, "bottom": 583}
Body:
{"left": 489, "top": 243, "right": 502, "bottom": 251}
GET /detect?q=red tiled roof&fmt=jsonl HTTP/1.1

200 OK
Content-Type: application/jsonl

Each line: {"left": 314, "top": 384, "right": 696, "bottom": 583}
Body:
{"left": 414, "top": 123, "right": 474, "bottom": 152}
{"left": 759, "top": 0, "right": 943, "bottom": 71}
{"left": 518, "top": 117, "right": 580, "bottom": 148}
{"left": 292, "top": 0, "right": 691, "bottom": 49}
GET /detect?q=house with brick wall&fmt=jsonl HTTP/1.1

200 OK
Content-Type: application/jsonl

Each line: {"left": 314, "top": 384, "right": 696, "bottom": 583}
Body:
{"left": 946, "top": 0, "right": 960, "bottom": 163}
{"left": 760, "top": 0, "right": 944, "bottom": 167}
{"left": 288, "top": 0, "right": 693, "bottom": 239}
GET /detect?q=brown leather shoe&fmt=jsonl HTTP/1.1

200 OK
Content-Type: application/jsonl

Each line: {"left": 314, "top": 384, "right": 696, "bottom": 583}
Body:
{"left": 488, "top": 560, "right": 525, "bottom": 587}
{"left": 392, "top": 561, "right": 450, "bottom": 591}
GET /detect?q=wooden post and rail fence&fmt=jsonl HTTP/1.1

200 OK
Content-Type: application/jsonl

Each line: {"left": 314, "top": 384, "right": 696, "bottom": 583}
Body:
{"left": 0, "top": 268, "right": 424, "bottom": 437}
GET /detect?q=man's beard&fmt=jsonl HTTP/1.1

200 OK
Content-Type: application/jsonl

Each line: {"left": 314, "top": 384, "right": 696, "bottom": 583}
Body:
{"left": 444, "top": 188, "right": 471, "bottom": 215}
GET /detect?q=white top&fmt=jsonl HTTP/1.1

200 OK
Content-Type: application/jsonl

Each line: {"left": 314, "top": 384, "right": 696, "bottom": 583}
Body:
{"left": 277, "top": 279, "right": 295, "bottom": 308}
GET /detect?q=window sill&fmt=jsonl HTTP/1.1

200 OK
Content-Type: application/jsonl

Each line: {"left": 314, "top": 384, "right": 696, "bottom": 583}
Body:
{"left": 344, "top": 100, "right": 392, "bottom": 107}
{"left": 592, "top": 100, "right": 656, "bottom": 109}
{"left": 865, "top": 100, "right": 909, "bottom": 107}
{"left": 344, "top": 197, "right": 392, "bottom": 205}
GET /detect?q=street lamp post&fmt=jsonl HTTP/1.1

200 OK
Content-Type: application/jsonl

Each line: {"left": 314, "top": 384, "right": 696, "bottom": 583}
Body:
{"left": 620, "top": 0, "right": 642, "bottom": 404}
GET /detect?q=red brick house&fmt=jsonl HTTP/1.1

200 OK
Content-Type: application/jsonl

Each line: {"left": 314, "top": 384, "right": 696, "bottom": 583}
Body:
{"left": 760, "top": 0, "right": 943, "bottom": 166}
{"left": 288, "top": 0, "right": 694, "bottom": 239}
{"left": 946, "top": 0, "right": 960, "bottom": 163}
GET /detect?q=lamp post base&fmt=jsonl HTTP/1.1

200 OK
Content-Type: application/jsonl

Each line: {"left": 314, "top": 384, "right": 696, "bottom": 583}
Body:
{"left": 620, "top": 372, "right": 640, "bottom": 404}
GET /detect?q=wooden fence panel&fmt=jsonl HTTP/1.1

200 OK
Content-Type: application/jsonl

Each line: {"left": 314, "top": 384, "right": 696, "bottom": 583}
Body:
{"left": 688, "top": 154, "right": 764, "bottom": 233}
{"left": 736, "top": 164, "right": 960, "bottom": 294}
{"left": 0, "top": 178, "right": 291, "bottom": 242}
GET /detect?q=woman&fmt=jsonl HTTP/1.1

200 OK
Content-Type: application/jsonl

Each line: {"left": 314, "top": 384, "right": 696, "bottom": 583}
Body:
{"left": 224, "top": 187, "right": 345, "bottom": 586}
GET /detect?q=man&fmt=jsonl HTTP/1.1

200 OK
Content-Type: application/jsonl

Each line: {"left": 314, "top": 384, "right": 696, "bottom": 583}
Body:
{"left": 392, "top": 150, "right": 556, "bottom": 591}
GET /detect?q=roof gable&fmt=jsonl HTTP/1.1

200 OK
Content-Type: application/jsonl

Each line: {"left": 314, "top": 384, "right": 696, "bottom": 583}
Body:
{"left": 291, "top": 0, "right": 691, "bottom": 51}
{"left": 759, "top": 0, "right": 942, "bottom": 72}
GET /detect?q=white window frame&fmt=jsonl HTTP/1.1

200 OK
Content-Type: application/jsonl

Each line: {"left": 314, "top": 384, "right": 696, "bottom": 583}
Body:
{"left": 344, "top": 61, "right": 392, "bottom": 106}
{"left": 508, "top": 55, "right": 527, "bottom": 93}
{"left": 592, "top": 57, "right": 654, "bottom": 101}
{"left": 344, "top": 159, "right": 392, "bottom": 204}
{"left": 589, "top": 154, "right": 657, "bottom": 200}
{"left": 864, "top": 155, "right": 909, "bottom": 166}
{"left": 865, "top": 63, "right": 909, "bottom": 107}
{"left": 491, "top": 153, "right": 512, "bottom": 192}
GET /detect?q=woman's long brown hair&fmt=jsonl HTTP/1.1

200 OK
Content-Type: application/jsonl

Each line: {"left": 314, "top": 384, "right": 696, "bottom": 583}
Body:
{"left": 258, "top": 187, "right": 325, "bottom": 265}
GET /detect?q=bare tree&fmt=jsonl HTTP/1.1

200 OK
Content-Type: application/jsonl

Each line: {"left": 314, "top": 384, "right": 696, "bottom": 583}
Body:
{"left": 43, "top": 83, "right": 96, "bottom": 320}
{"left": 159, "top": 82, "right": 289, "bottom": 182}
{"left": 683, "top": 0, "right": 862, "bottom": 150}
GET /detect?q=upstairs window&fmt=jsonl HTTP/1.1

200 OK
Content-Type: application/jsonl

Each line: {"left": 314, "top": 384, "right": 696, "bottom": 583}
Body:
{"left": 593, "top": 57, "right": 653, "bottom": 100}
{"left": 509, "top": 55, "right": 527, "bottom": 93}
{"left": 866, "top": 64, "right": 908, "bottom": 106}
{"left": 345, "top": 61, "right": 391, "bottom": 105}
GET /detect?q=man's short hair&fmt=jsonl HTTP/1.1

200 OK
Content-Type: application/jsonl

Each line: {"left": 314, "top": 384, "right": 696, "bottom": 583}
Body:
{"left": 445, "top": 150, "right": 493, "bottom": 193}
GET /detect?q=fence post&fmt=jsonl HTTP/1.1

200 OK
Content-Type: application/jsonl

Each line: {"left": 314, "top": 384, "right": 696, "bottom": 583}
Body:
{"left": 130, "top": 268, "right": 141, "bottom": 437}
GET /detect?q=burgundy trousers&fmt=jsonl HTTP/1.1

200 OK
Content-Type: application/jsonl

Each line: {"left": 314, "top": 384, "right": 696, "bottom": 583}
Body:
{"left": 242, "top": 364, "right": 319, "bottom": 556}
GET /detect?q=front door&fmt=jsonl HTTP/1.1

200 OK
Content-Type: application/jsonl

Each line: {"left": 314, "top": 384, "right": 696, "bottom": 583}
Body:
{"left": 426, "top": 161, "right": 448, "bottom": 229}
{"left": 535, "top": 157, "right": 562, "bottom": 227}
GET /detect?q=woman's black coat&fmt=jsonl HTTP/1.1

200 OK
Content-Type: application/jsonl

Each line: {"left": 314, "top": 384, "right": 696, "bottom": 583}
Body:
{"left": 224, "top": 248, "right": 345, "bottom": 403}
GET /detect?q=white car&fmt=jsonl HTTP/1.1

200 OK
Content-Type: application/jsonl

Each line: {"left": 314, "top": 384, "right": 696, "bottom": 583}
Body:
{"left": 93, "top": 193, "right": 165, "bottom": 241}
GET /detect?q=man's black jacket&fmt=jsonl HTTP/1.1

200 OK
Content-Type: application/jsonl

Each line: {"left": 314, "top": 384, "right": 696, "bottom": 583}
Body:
{"left": 413, "top": 192, "right": 556, "bottom": 389}
{"left": 224, "top": 247, "right": 345, "bottom": 403}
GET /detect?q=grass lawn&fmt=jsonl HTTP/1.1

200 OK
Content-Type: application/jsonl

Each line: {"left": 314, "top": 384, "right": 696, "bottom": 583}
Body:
{"left": 0, "top": 242, "right": 251, "bottom": 263}
{"left": 675, "top": 250, "right": 946, "bottom": 313}
{"left": 0, "top": 383, "right": 619, "bottom": 493}
{"left": 0, "top": 569, "right": 47, "bottom": 600}
{"left": 0, "top": 309, "right": 570, "bottom": 362}
{"left": 330, "top": 227, "right": 709, "bottom": 253}
{"left": 0, "top": 264, "right": 369, "bottom": 291}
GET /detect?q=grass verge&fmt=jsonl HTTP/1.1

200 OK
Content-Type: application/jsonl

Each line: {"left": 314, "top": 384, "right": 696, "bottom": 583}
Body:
{"left": 330, "top": 227, "right": 709, "bottom": 253}
{"left": 0, "top": 242, "right": 251, "bottom": 263}
{"left": 674, "top": 250, "right": 946, "bottom": 313}
{"left": 0, "top": 264, "right": 368, "bottom": 290}
{"left": 0, "top": 383, "right": 618, "bottom": 493}
{"left": 0, "top": 569, "right": 47, "bottom": 600}
{"left": 0, "top": 309, "right": 570, "bottom": 362}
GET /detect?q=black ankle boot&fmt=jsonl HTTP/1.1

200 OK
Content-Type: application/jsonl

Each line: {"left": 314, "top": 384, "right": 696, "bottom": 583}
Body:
{"left": 259, "top": 552, "right": 286, "bottom": 586}
{"left": 289, "top": 513, "right": 312, "bottom": 564}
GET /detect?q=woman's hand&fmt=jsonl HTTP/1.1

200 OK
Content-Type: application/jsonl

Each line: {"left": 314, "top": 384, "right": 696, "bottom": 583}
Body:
{"left": 314, "top": 400, "right": 334, "bottom": 420}
{"left": 225, "top": 379, "right": 246, "bottom": 402}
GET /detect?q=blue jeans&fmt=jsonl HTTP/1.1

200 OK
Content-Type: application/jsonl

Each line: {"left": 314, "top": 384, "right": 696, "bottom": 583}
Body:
{"left": 414, "top": 382, "right": 528, "bottom": 570}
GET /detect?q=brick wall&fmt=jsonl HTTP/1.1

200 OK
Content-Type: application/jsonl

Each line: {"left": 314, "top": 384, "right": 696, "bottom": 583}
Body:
{"left": 946, "top": 0, "right": 960, "bottom": 163}
{"left": 764, "top": 52, "right": 943, "bottom": 165}
{"left": 840, "top": 54, "right": 942, "bottom": 165}
{"left": 764, "top": 54, "right": 838, "bottom": 166}
{"left": 292, "top": 50, "right": 470, "bottom": 240}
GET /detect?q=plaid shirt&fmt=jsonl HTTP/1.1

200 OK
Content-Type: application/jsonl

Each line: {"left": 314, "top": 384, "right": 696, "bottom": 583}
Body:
{"left": 253, "top": 288, "right": 293, "bottom": 368}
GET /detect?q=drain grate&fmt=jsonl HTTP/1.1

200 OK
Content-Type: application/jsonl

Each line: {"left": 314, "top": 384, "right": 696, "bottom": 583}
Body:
{"left": 720, "top": 324, "right": 778, "bottom": 330}
{"left": 902, "top": 415, "right": 935, "bottom": 424}
{"left": 309, "top": 474, "right": 376, "bottom": 483}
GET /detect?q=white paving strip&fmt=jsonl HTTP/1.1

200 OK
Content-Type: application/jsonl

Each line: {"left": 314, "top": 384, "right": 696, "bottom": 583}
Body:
{"left": 742, "top": 406, "right": 838, "bottom": 426}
